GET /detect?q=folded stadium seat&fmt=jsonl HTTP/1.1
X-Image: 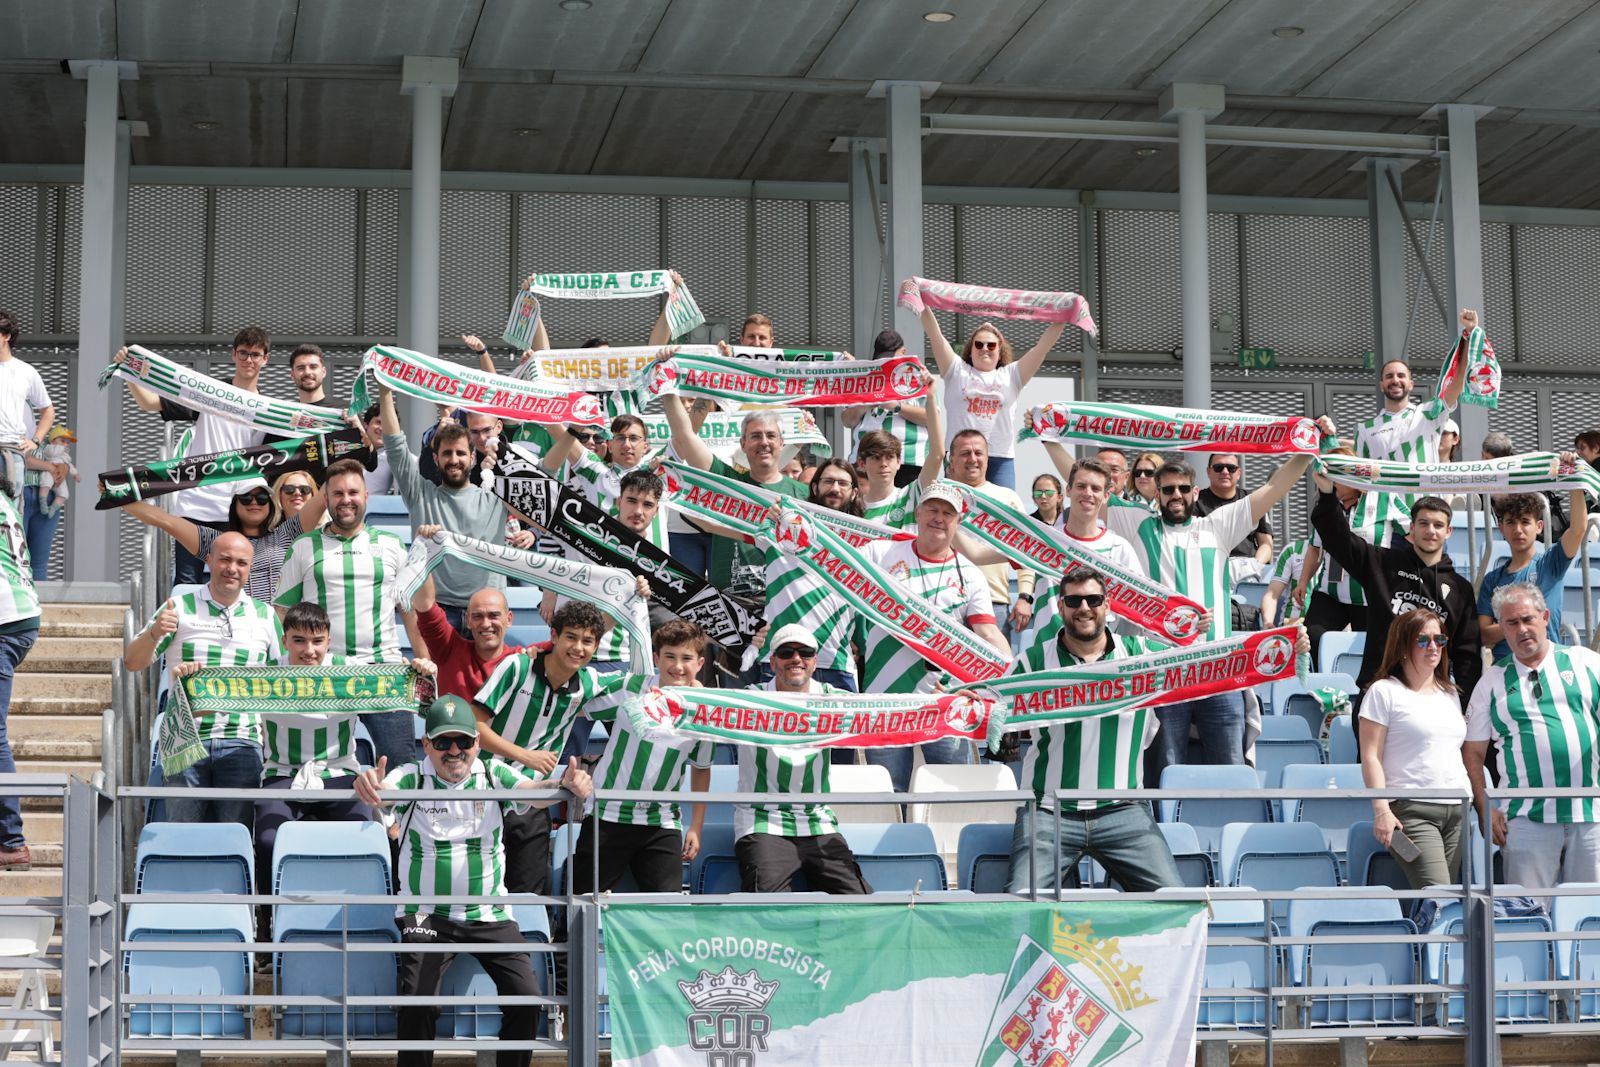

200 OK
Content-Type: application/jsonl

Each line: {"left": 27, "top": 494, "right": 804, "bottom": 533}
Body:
{"left": 505, "top": 623, "right": 551, "bottom": 648}
{"left": 679, "top": 764, "right": 738, "bottom": 828}
{"left": 124, "top": 902, "right": 253, "bottom": 1038}
{"left": 503, "top": 587, "right": 547, "bottom": 613}
{"left": 1218, "top": 824, "right": 1341, "bottom": 921}
{"left": 1551, "top": 885, "right": 1600, "bottom": 1020}
{"left": 1326, "top": 717, "right": 1359, "bottom": 765}
{"left": 839, "top": 822, "right": 946, "bottom": 891}
{"left": 827, "top": 763, "right": 903, "bottom": 824}
{"left": 1252, "top": 739, "right": 1325, "bottom": 789}
{"left": 838, "top": 822, "right": 937, "bottom": 854}
{"left": 688, "top": 824, "right": 736, "bottom": 896}
{"left": 1191, "top": 897, "right": 1278, "bottom": 1030}
{"left": 906, "top": 762, "right": 1018, "bottom": 880}
{"left": 436, "top": 902, "right": 554, "bottom": 1041}
{"left": 1424, "top": 889, "right": 1554, "bottom": 1024}
{"left": 135, "top": 821, "right": 253, "bottom": 895}
{"left": 0, "top": 914, "right": 55, "bottom": 1061}
{"left": 1315, "top": 631, "right": 1365, "bottom": 677}
{"left": 1279, "top": 763, "right": 1368, "bottom": 858}
{"left": 1233, "top": 580, "right": 1268, "bottom": 609}
{"left": 1257, "top": 716, "right": 1314, "bottom": 741}
{"left": 1286, "top": 895, "right": 1416, "bottom": 1026}
{"left": 1344, "top": 822, "right": 1410, "bottom": 891}
{"left": 956, "top": 823, "right": 1014, "bottom": 893}
{"left": 362, "top": 496, "right": 412, "bottom": 542}
{"left": 1157, "top": 765, "right": 1273, "bottom": 858}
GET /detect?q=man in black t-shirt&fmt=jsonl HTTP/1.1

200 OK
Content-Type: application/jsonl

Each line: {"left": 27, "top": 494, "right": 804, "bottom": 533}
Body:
{"left": 1191, "top": 451, "right": 1273, "bottom": 570}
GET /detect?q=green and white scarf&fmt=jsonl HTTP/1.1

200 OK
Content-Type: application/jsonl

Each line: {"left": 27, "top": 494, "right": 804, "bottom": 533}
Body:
{"left": 632, "top": 351, "right": 929, "bottom": 411}
{"left": 397, "top": 530, "right": 651, "bottom": 666}
{"left": 521, "top": 270, "right": 706, "bottom": 338}
{"left": 1440, "top": 324, "right": 1501, "bottom": 409}
{"left": 1317, "top": 450, "right": 1600, "bottom": 498}
{"left": 897, "top": 276, "right": 1099, "bottom": 335}
{"left": 162, "top": 664, "right": 419, "bottom": 776}
{"left": 1021, "top": 400, "right": 1333, "bottom": 455}
{"left": 513, "top": 345, "right": 847, "bottom": 391}
{"left": 660, "top": 460, "right": 910, "bottom": 548}
{"left": 501, "top": 286, "right": 542, "bottom": 349}
{"left": 643, "top": 408, "right": 831, "bottom": 461}
{"left": 953, "top": 482, "right": 1207, "bottom": 644}
{"left": 351, "top": 345, "right": 605, "bottom": 426}
{"left": 100, "top": 346, "right": 347, "bottom": 436}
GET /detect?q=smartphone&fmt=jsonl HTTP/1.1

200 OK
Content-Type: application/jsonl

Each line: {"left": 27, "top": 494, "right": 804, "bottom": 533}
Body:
{"left": 1388, "top": 828, "right": 1423, "bottom": 863}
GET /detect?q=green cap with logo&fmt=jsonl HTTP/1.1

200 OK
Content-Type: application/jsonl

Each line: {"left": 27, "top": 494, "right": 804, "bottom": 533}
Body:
{"left": 424, "top": 694, "right": 479, "bottom": 740}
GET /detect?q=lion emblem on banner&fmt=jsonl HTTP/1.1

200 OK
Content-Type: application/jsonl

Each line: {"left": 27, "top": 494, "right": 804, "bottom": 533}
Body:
{"left": 1288, "top": 418, "right": 1322, "bottom": 453}
{"left": 1162, "top": 606, "right": 1202, "bottom": 642}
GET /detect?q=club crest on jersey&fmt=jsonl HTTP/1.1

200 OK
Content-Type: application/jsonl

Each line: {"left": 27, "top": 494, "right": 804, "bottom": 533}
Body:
{"left": 1289, "top": 418, "right": 1321, "bottom": 452}
{"left": 1252, "top": 634, "right": 1294, "bottom": 677}
{"left": 1162, "top": 606, "right": 1201, "bottom": 642}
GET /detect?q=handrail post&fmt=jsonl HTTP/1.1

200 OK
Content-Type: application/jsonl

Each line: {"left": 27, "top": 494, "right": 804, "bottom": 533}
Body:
{"left": 568, "top": 900, "right": 600, "bottom": 1067}
{"left": 61, "top": 779, "right": 93, "bottom": 1067}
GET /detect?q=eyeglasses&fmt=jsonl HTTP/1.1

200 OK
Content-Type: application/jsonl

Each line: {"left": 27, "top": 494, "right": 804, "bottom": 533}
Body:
{"left": 1210, "top": 463, "right": 1240, "bottom": 474}
{"left": 1414, "top": 634, "right": 1449, "bottom": 649}
{"left": 1032, "top": 489, "right": 1057, "bottom": 498}
{"left": 233, "top": 350, "right": 268, "bottom": 362}
{"left": 773, "top": 645, "right": 816, "bottom": 661}
{"left": 279, "top": 484, "right": 313, "bottom": 497}
{"left": 429, "top": 734, "right": 477, "bottom": 752}
{"left": 1133, "top": 469, "right": 1156, "bottom": 479}
{"left": 576, "top": 434, "right": 602, "bottom": 444}
{"left": 971, "top": 340, "right": 999, "bottom": 351}
{"left": 1061, "top": 594, "right": 1106, "bottom": 609}
{"left": 1159, "top": 484, "right": 1193, "bottom": 495}
{"left": 238, "top": 491, "right": 272, "bottom": 506}
{"left": 615, "top": 434, "right": 647, "bottom": 445}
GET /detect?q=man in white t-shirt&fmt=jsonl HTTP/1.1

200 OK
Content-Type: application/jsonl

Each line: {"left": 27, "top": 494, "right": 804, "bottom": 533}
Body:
{"left": 0, "top": 311, "right": 55, "bottom": 510}
{"left": 946, "top": 430, "right": 1036, "bottom": 641}
{"left": 114, "top": 327, "right": 274, "bottom": 584}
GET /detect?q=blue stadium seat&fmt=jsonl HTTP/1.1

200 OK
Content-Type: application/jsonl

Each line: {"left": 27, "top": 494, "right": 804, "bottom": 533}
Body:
{"left": 1287, "top": 896, "right": 1416, "bottom": 1025}
{"left": 956, "top": 823, "right": 1013, "bottom": 892}
{"left": 272, "top": 822, "right": 393, "bottom": 940}
{"left": 1281, "top": 675, "right": 1360, "bottom": 739}
{"left": 125, "top": 903, "right": 253, "bottom": 1038}
{"left": 135, "top": 821, "right": 253, "bottom": 895}
{"left": 1426, "top": 899, "right": 1554, "bottom": 1023}
{"left": 1218, "top": 824, "right": 1341, "bottom": 904}
{"left": 1234, "top": 580, "right": 1267, "bottom": 609}
{"left": 1326, "top": 716, "right": 1359, "bottom": 765}
{"left": 1279, "top": 763, "right": 1368, "bottom": 856}
{"left": 1573, "top": 914, "right": 1600, "bottom": 1022}
{"left": 1315, "top": 631, "right": 1364, "bottom": 675}
{"left": 503, "top": 587, "right": 547, "bottom": 613}
{"left": 679, "top": 764, "right": 736, "bottom": 829}
{"left": 278, "top": 925, "right": 398, "bottom": 1039}
{"left": 353, "top": 719, "right": 376, "bottom": 770}
{"left": 1345, "top": 822, "right": 1410, "bottom": 891}
{"left": 437, "top": 903, "right": 552, "bottom": 1041}
{"left": 1552, "top": 886, "right": 1600, "bottom": 1020}
{"left": 858, "top": 854, "right": 947, "bottom": 892}
{"left": 688, "top": 824, "right": 736, "bottom": 896}
{"left": 839, "top": 822, "right": 937, "bottom": 855}
{"left": 1158, "top": 765, "right": 1273, "bottom": 857}
{"left": 506, "top": 624, "right": 551, "bottom": 648}
{"left": 1257, "top": 716, "right": 1313, "bottom": 741}
{"left": 1196, "top": 898, "right": 1278, "bottom": 1030}
{"left": 1252, "top": 739, "right": 1325, "bottom": 788}
{"left": 1105, "top": 822, "right": 1212, "bottom": 890}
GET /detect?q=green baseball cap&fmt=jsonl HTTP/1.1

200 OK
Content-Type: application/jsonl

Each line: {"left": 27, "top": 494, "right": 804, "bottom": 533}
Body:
{"left": 424, "top": 695, "right": 479, "bottom": 740}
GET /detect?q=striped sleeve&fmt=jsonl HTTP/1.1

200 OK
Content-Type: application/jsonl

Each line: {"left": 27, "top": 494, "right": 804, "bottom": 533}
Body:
{"left": 488, "top": 758, "right": 530, "bottom": 789}
{"left": 584, "top": 673, "right": 648, "bottom": 723}
{"left": 275, "top": 534, "right": 312, "bottom": 607}
{"left": 474, "top": 654, "right": 530, "bottom": 715}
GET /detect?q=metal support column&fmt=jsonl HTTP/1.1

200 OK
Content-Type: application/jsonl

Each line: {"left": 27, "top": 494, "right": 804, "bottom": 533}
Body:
{"left": 878, "top": 80, "right": 934, "bottom": 351}
{"left": 67, "top": 60, "right": 136, "bottom": 583}
{"left": 1366, "top": 159, "right": 1410, "bottom": 375}
{"left": 846, "top": 138, "right": 884, "bottom": 458}
{"left": 1162, "top": 84, "right": 1224, "bottom": 411}
{"left": 1438, "top": 103, "right": 1493, "bottom": 461}
{"left": 400, "top": 56, "right": 458, "bottom": 436}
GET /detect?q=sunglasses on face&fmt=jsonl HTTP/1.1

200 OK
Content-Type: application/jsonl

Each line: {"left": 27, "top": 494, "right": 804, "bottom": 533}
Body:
{"left": 1414, "top": 634, "right": 1448, "bottom": 649}
{"left": 1062, "top": 594, "right": 1106, "bottom": 609}
{"left": 971, "top": 340, "right": 999, "bottom": 351}
{"left": 1032, "top": 489, "right": 1057, "bottom": 498}
{"left": 430, "top": 734, "right": 477, "bottom": 753}
{"left": 774, "top": 645, "right": 816, "bottom": 661}
{"left": 279, "top": 484, "right": 313, "bottom": 497}
{"left": 1210, "top": 464, "right": 1240, "bottom": 474}
{"left": 576, "top": 434, "right": 602, "bottom": 444}
{"left": 1159, "top": 484, "right": 1193, "bottom": 495}
{"left": 1133, "top": 469, "right": 1156, "bottom": 478}
{"left": 238, "top": 492, "right": 272, "bottom": 506}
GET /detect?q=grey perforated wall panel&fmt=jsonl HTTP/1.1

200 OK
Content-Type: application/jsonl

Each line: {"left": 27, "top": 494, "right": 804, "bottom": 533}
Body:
{"left": 956, "top": 204, "right": 1083, "bottom": 354}
{"left": 213, "top": 187, "right": 358, "bottom": 335}
{"left": 811, "top": 200, "right": 853, "bottom": 348}
{"left": 753, "top": 200, "right": 810, "bottom": 343}
{"left": 363, "top": 189, "right": 400, "bottom": 336}
{"left": 518, "top": 193, "right": 660, "bottom": 347}
{"left": 1241, "top": 214, "right": 1368, "bottom": 361}
{"left": 439, "top": 190, "right": 512, "bottom": 341}
{"left": 664, "top": 197, "right": 745, "bottom": 336}
{"left": 126, "top": 185, "right": 207, "bottom": 334}
{"left": 1547, "top": 384, "right": 1600, "bottom": 457}
{"left": 0, "top": 186, "right": 40, "bottom": 330}
{"left": 922, "top": 202, "right": 957, "bottom": 344}
{"left": 1514, "top": 225, "right": 1600, "bottom": 367}
{"left": 1402, "top": 220, "right": 1516, "bottom": 362}
{"left": 1485, "top": 386, "right": 1539, "bottom": 452}
{"left": 56, "top": 185, "right": 82, "bottom": 334}
{"left": 1097, "top": 210, "right": 1240, "bottom": 356}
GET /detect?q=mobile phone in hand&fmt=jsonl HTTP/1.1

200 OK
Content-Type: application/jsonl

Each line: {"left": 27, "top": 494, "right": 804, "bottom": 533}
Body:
{"left": 1388, "top": 828, "right": 1422, "bottom": 863}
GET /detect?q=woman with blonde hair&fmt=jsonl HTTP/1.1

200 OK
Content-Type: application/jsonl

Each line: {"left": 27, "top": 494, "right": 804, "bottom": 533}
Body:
{"left": 1126, "top": 451, "right": 1164, "bottom": 507}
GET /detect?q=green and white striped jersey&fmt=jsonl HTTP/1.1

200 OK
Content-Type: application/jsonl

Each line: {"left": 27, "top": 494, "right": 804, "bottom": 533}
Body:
{"left": 1014, "top": 630, "right": 1165, "bottom": 810}
{"left": 862, "top": 483, "right": 921, "bottom": 531}
{"left": 558, "top": 450, "right": 667, "bottom": 665}
{"left": 275, "top": 526, "right": 409, "bottom": 664}
{"left": 1356, "top": 397, "right": 1452, "bottom": 466}
{"left": 585, "top": 673, "right": 713, "bottom": 829}
{"left": 261, "top": 652, "right": 359, "bottom": 780}
{"left": 386, "top": 755, "right": 531, "bottom": 923}
{"left": 850, "top": 407, "right": 931, "bottom": 467}
{"left": 1311, "top": 492, "right": 1409, "bottom": 605}
{"left": 1030, "top": 526, "right": 1143, "bottom": 647}
{"left": 1466, "top": 644, "right": 1600, "bottom": 824}
{"left": 0, "top": 495, "right": 39, "bottom": 627}
{"left": 473, "top": 650, "right": 628, "bottom": 755}
{"left": 142, "top": 587, "right": 284, "bottom": 743}
{"left": 757, "top": 546, "right": 856, "bottom": 681}
{"left": 735, "top": 681, "right": 840, "bottom": 839}
{"left": 857, "top": 540, "right": 993, "bottom": 694}
{"left": 1106, "top": 500, "right": 1255, "bottom": 640}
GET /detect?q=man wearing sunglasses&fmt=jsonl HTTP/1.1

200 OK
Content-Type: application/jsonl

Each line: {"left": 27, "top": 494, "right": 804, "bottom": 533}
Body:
{"left": 1190, "top": 453, "right": 1274, "bottom": 576}
{"left": 1464, "top": 583, "right": 1600, "bottom": 895}
{"left": 355, "top": 694, "right": 592, "bottom": 1067}
{"left": 734, "top": 624, "right": 871, "bottom": 894}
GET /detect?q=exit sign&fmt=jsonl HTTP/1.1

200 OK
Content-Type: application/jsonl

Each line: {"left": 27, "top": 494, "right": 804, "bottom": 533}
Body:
{"left": 1361, "top": 350, "right": 1376, "bottom": 370}
{"left": 1238, "top": 347, "right": 1276, "bottom": 369}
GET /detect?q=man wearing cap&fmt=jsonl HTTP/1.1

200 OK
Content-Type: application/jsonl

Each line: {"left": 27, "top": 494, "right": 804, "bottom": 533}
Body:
{"left": 844, "top": 329, "right": 932, "bottom": 488}
{"left": 734, "top": 624, "right": 872, "bottom": 893}
{"left": 856, "top": 480, "right": 1008, "bottom": 791}
{"left": 355, "top": 696, "right": 591, "bottom": 1067}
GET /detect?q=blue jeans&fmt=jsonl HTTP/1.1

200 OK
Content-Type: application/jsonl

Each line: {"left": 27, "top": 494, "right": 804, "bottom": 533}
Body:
{"left": 166, "top": 738, "right": 265, "bottom": 831}
{"left": 985, "top": 455, "right": 1016, "bottom": 491}
{"left": 360, "top": 710, "right": 419, "bottom": 770}
{"left": 669, "top": 530, "right": 712, "bottom": 582}
{"left": 865, "top": 736, "right": 972, "bottom": 794}
{"left": 1006, "top": 802, "right": 1181, "bottom": 893}
{"left": 0, "top": 629, "right": 38, "bottom": 848}
{"left": 1144, "top": 690, "right": 1246, "bottom": 784}
{"left": 21, "top": 495, "right": 59, "bottom": 581}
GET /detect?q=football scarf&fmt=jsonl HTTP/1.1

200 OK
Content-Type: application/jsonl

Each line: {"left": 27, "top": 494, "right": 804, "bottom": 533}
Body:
{"left": 1317, "top": 450, "right": 1600, "bottom": 498}
{"left": 631, "top": 351, "right": 929, "bottom": 411}
{"left": 659, "top": 460, "right": 911, "bottom": 548}
{"left": 898, "top": 276, "right": 1099, "bottom": 336}
{"left": 513, "top": 346, "right": 848, "bottom": 391}
{"left": 519, "top": 270, "right": 706, "bottom": 338}
{"left": 1440, "top": 324, "right": 1501, "bottom": 410}
{"left": 1021, "top": 400, "right": 1333, "bottom": 455}
{"left": 97, "top": 429, "right": 373, "bottom": 510}
{"left": 350, "top": 345, "right": 606, "bottom": 426}
{"left": 100, "top": 346, "right": 347, "bottom": 436}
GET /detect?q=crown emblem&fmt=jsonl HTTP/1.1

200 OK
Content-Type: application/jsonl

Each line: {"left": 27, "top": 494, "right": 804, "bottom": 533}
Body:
{"left": 1049, "top": 918, "right": 1151, "bottom": 1011}
{"left": 677, "top": 967, "right": 781, "bottom": 1012}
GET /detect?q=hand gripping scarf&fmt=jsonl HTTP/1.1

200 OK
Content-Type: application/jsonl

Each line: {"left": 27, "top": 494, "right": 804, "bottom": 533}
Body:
{"left": 898, "top": 276, "right": 1099, "bottom": 336}
{"left": 630, "top": 351, "right": 929, "bottom": 411}
{"left": 97, "top": 429, "right": 373, "bottom": 510}
{"left": 1021, "top": 400, "right": 1333, "bottom": 455}
{"left": 1440, "top": 323, "right": 1501, "bottom": 410}
{"left": 640, "top": 409, "right": 831, "bottom": 462}
{"left": 659, "top": 460, "right": 911, "bottom": 548}
{"left": 100, "top": 346, "right": 348, "bottom": 436}
{"left": 351, "top": 345, "right": 605, "bottom": 426}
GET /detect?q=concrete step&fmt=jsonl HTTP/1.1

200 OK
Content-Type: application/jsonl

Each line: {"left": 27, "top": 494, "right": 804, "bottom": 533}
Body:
{"left": 13, "top": 736, "right": 100, "bottom": 760}
{"left": 38, "top": 618, "right": 124, "bottom": 640}
{"left": 9, "top": 714, "right": 102, "bottom": 741}
{"left": 11, "top": 695, "right": 107, "bottom": 718}
{"left": 39, "top": 601, "right": 126, "bottom": 625}
{"left": 12, "top": 673, "right": 112, "bottom": 701}
{"left": 22, "top": 811, "right": 60, "bottom": 842}
{"left": 19, "top": 637, "right": 122, "bottom": 673}
{"left": 9, "top": 760, "right": 100, "bottom": 781}
{"left": 0, "top": 868, "right": 60, "bottom": 896}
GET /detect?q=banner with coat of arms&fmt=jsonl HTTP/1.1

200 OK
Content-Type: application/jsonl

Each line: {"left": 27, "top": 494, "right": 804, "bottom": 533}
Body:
{"left": 604, "top": 900, "right": 1207, "bottom": 1067}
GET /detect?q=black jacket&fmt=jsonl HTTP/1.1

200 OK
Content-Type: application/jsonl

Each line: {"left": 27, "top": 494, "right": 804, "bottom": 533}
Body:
{"left": 1311, "top": 490, "right": 1481, "bottom": 708}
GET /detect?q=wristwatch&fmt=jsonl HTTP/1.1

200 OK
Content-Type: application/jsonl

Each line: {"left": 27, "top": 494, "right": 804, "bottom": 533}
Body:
{"left": 1017, "top": 593, "right": 1035, "bottom": 605}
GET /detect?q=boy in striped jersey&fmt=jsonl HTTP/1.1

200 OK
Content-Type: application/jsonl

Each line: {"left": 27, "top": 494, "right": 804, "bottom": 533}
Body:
{"left": 1021, "top": 456, "right": 1144, "bottom": 646}
{"left": 854, "top": 371, "right": 945, "bottom": 531}
{"left": 735, "top": 625, "right": 871, "bottom": 894}
{"left": 354, "top": 695, "right": 592, "bottom": 1067}
{"left": 844, "top": 328, "right": 932, "bottom": 487}
{"left": 1465, "top": 583, "right": 1600, "bottom": 891}
{"left": 124, "top": 532, "right": 283, "bottom": 828}
{"left": 0, "top": 490, "right": 39, "bottom": 869}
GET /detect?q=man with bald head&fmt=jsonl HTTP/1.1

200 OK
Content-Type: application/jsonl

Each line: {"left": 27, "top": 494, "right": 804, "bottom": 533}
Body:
{"left": 411, "top": 530, "right": 529, "bottom": 702}
{"left": 124, "top": 532, "right": 284, "bottom": 828}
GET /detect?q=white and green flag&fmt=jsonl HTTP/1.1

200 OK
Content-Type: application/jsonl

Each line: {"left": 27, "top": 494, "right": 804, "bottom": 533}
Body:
{"left": 605, "top": 899, "right": 1206, "bottom": 1067}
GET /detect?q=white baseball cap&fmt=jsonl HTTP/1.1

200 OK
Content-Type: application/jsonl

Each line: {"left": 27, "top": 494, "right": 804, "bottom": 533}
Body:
{"left": 917, "top": 481, "right": 966, "bottom": 512}
{"left": 768, "top": 624, "right": 818, "bottom": 654}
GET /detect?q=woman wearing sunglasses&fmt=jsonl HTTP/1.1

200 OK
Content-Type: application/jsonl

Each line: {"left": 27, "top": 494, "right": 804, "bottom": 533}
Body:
{"left": 1028, "top": 474, "right": 1064, "bottom": 530}
{"left": 1358, "top": 609, "right": 1471, "bottom": 889}
{"left": 1125, "top": 452, "right": 1164, "bottom": 508}
{"left": 111, "top": 474, "right": 325, "bottom": 601}
{"left": 904, "top": 279, "right": 1066, "bottom": 491}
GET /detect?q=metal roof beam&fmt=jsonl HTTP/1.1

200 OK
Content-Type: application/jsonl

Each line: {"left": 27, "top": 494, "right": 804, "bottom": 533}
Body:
{"left": 923, "top": 113, "right": 1442, "bottom": 156}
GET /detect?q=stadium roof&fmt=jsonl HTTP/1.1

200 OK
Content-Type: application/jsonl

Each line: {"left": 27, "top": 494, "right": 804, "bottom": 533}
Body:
{"left": 3, "top": 0, "right": 1599, "bottom": 207}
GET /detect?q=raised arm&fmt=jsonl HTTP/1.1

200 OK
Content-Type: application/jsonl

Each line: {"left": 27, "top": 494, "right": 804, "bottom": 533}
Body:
{"left": 541, "top": 426, "right": 583, "bottom": 475}
{"left": 463, "top": 334, "right": 496, "bottom": 374}
{"left": 1012, "top": 322, "right": 1068, "bottom": 385}
{"left": 1437, "top": 308, "right": 1477, "bottom": 409}
{"left": 118, "top": 499, "right": 203, "bottom": 556}
{"left": 661, "top": 387, "right": 714, "bottom": 471}
{"left": 646, "top": 270, "right": 685, "bottom": 347}
{"left": 1041, "top": 439, "right": 1075, "bottom": 483}
{"left": 917, "top": 376, "right": 945, "bottom": 491}
{"left": 1248, "top": 450, "right": 1317, "bottom": 525}
{"left": 1562, "top": 478, "right": 1589, "bottom": 560}
{"left": 905, "top": 280, "right": 959, "bottom": 375}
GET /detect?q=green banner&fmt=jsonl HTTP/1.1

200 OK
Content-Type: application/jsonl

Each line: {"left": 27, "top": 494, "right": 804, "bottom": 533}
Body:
{"left": 604, "top": 900, "right": 1205, "bottom": 1067}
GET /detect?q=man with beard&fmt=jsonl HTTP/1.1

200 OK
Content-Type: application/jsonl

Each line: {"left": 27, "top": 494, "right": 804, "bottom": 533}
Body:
{"left": 380, "top": 384, "right": 533, "bottom": 637}
{"left": 275, "top": 459, "right": 423, "bottom": 769}
{"left": 1356, "top": 331, "right": 1467, "bottom": 471}
{"left": 288, "top": 343, "right": 329, "bottom": 406}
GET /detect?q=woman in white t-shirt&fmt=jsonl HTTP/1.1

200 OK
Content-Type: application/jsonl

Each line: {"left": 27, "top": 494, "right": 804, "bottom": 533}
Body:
{"left": 1358, "top": 608, "right": 1471, "bottom": 889}
{"left": 907, "top": 280, "right": 1065, "bottom": 491}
